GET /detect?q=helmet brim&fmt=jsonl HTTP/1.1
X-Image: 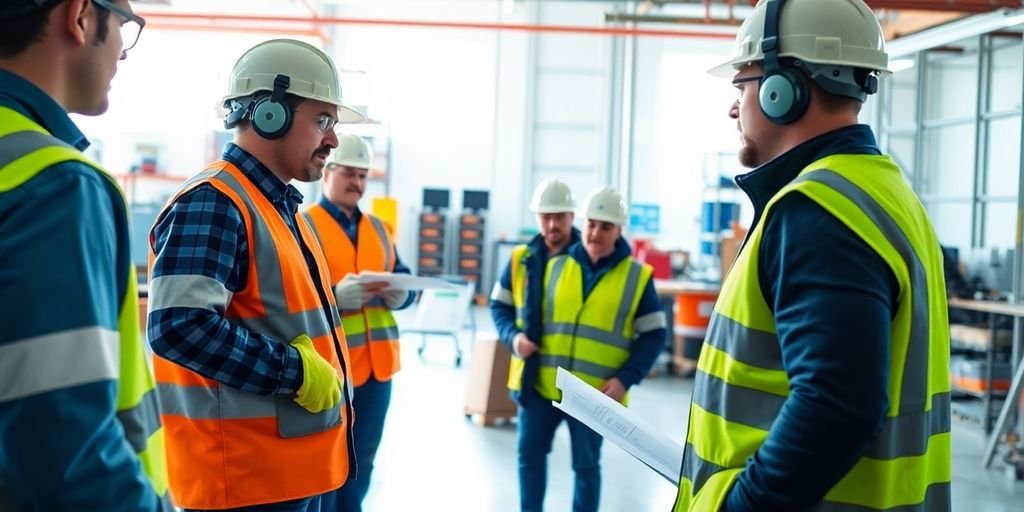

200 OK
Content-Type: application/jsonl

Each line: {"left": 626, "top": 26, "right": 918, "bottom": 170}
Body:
{"left": 338, "top": 105, "right": 367, "bottom": 124}
{"left": 530, "top": 206, "right": 575, "bottom": 214}
{"left": 708, "top": 56, "right": 749, "bottom": 78}
{"left": 583, "top": 213, "right": 626, "bottom": 226}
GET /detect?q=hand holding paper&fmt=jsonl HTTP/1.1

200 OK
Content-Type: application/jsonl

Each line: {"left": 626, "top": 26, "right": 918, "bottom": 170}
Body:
{"left": 553, "top": 367, "right": 683, "bottom": 485}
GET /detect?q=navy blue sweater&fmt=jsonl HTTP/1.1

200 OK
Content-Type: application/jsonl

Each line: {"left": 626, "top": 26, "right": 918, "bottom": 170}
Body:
{"left": 724, "top": 125, "right": 900, "bottom": 511}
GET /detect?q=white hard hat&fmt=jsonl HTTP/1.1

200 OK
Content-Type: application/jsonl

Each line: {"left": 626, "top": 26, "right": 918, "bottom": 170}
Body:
{"left": 581, "top": 186, "right": 628, "bottom": 226}
{"left": 709, "top": 0, "right": 889, "bottom": 77}
{"left": 330, "top": 134, "right": 373, "bottom": 170}
{"left": 529, "top": 179, "right": 575, "bottom": 214}
{"left": 224, "top": 39, "right": 365, "bottom": 124}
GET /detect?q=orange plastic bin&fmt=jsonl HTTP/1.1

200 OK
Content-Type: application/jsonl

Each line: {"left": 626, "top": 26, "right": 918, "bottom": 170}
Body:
{"left": 673, "top": 289, "right": 719, "bottom": 375}
{"left": 674, "top": 290, "right": 719, "bottom": 339}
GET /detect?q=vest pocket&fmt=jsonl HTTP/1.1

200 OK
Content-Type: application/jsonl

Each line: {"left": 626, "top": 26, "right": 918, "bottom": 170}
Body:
{"left": 274, "top": 394, "right": 343, "bottom": 438}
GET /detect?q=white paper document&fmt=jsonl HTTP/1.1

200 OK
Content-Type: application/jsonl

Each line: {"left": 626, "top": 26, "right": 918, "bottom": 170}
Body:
{"left": 553, "top": 367, "right": 683, "bottom": 485}
{"left": 353, "top": 271, "right": 458, "bottom": 291}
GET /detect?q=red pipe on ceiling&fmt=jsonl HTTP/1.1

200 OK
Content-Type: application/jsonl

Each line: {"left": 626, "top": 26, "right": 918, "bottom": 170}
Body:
{"left": 135, "top": 12, "right": 737, "bottom": 39}
{"left": 735, "top": 0, "right": 1018, "bottom": 12}
{"left": 861, "top": 0, "right": 1018, "bottom": 13}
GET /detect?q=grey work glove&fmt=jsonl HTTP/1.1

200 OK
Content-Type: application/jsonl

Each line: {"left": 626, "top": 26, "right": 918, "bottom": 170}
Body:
{"left": 381, "top": 289, "right": 410, "bottom": 309}
{"left": 333, "top": 274, "right": 367, "bottom": 310}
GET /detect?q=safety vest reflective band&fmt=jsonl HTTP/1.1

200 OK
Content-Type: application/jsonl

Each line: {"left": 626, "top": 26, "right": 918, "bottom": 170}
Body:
{"left": 535, "top": 255, "right": 652, "bottom": 403}
{"left": 506, "top": 244, "right": 530, "bottom": 391}
{"left": 303, "top": 204, "right": 401, "bottom": 386}
{"left": 674, "top": 154, "right": 951, "bottom": 511}
{"left": 150, "top": 162, "right": 353, "bottom": 510}
{"left": 0, "top": 106, "right": 170, "bottom": 509}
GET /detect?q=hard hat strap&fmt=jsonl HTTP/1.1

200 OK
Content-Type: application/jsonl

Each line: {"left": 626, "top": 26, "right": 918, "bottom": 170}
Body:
{"left": 271, "top": 74, "right": 291, "bottom": 103}
{"left": 761, "top": 0, "right": 785, "bottom": 79}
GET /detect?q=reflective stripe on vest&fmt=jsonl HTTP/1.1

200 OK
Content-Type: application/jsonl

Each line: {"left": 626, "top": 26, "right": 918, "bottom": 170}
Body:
{"left": 150, "top": 162, "right": 352, "bottom": 509}
{"left": 674, "top": 155, "right": 951, "bottom": 511}
{"left": 535, "top": 255, "right": 650, "bottom": 402}
{"left": 507, "top": 244, "right": 530, "bottom": 391}
{"left": 0, "top": 107, "right": 170, "bottom": 505}
{"left": 303, "top": 204, "right": 401, "bottom": 386}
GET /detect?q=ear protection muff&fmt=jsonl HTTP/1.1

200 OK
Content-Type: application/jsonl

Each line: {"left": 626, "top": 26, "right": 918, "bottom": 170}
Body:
{"left": 250, "top": 74, "right": 293, "bottom": 140}
{"left": 759, "top": 0, "right": 809, "bottom": 125}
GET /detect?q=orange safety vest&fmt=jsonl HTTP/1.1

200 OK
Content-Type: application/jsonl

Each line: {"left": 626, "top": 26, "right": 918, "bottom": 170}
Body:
{"left": 303, "top": 204, "right": 401, "bottom": 386}
{"left": 149, "top": 162, "right": 354, "bottom": 509}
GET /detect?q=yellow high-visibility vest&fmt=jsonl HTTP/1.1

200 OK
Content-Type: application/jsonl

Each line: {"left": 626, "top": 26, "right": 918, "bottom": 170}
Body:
{"left": 674, "top": 154, "right": 951, "bottom": 511}
{"left": 0, "top": 105, "right": 170, "bottom": 507}
{"left": 507, "top": 244, "right": 530, "bottom": 390}
{"left": 535, "top": 255, "right": 652, "bottom": 404}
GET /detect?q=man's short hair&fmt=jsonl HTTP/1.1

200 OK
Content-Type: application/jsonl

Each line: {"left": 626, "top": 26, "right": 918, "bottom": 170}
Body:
{"left": 0, "top": 1, "right": 111, "bottom": 58}
{"left": 812, "top": 82, "right": 863, "bottom": 116}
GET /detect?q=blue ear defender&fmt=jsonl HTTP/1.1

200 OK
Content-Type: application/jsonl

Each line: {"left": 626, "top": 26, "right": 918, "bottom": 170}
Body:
{"left": 758, "top": 0, "right": 809, "bottom": 125}
{"left": 248, "top": 74, "right": 293, "bottom": 140}
{"left": 222, "top": 74, "right": 294, "bottom": 138}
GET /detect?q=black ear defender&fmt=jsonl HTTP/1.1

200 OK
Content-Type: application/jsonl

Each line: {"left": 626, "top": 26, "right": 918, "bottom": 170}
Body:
{"left": 250, "top": 74, "right": 293, "bottom": 140}
{"left": 758, "top": 0, "right": 809, "bottom": 125}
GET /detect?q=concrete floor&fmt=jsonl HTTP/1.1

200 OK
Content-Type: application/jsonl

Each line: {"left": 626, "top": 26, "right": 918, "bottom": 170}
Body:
{"left": 362, "top": 306, "right": 1024, "bottom": 511}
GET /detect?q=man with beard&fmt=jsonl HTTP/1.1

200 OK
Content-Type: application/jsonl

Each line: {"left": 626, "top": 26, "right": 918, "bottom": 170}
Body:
{"left": 491, "top": 182, "right": 667, "bottom": 512}
{"left": 673, "top": 0, "right": 951, "bottom": 510}
{"left": 302, "top": 133, "right": 415, "bottom": 512}
{"left": 147, "top": 39, "right": 365, "bottom": 512}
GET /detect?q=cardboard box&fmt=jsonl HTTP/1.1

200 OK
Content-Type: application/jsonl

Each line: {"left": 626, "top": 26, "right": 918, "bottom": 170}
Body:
{"left": 464, "top": 335, "right": 517, "bottom": 424}
{"left": 720, "top": 236, "right": 740, "bottom": 281}
{"left": 138, "top": 297, "right": 148, "bottom": 332}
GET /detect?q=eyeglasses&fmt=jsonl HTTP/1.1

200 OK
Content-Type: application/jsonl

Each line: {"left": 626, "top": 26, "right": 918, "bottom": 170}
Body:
{"left": 313, "top": 113, "right": 339, "bottom": 134}
{"left": 732, "top": 75, "right": 763, "bottom": 104}
{"left": 92, "top": 0, "right": 146, "bottom": 52}
{"left": 292, "top": 108, "right": 339, "bottom": 134}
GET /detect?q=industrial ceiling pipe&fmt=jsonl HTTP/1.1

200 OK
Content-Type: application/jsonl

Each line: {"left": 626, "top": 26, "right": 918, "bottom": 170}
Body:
{"left": 137, "top": 12, "right": 737, "bottom": 39}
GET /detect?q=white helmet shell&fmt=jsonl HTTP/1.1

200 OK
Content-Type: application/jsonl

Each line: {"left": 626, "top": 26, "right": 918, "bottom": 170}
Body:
{"left": 224, "top": 39, "right": 366, "bottom": 123}
{"left": 709, "top": 0, "right": 889, "bottom": 77}
{"left": 330, "top": 134, "right": 374, "bottom": 170}
{"left": 581, "top": 186, "right": 629, "bottom": 226}
{"left": 529, "top": 179, "right": 576, "bottom": 214}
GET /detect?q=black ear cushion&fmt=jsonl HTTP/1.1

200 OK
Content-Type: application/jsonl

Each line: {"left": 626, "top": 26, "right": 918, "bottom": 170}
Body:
{"left": 759, "top": 68, "right": 810, "bottom": 125}
{"left": 251, "top": 96, "right": 292, "bottom": 140}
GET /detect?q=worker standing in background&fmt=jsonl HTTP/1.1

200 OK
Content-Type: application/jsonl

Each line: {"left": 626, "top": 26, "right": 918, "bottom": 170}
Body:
{"left": 491, "top": 180, "right": 580, "bottom": 406}
{"left": 674, "top": 0, "right": 951, "bottom": 510}
{"left": 0, "top": 1, "right": 170, "bottom": 510}
{"left": 490, "top": 179, "right": 581, "bottom": 511}
{"left": 148, "top": 39, "right": 364, "bottom": 511}
{"left": 303, "top": 133, "right": 416, "bottom": 512}
{"left": 495, "top": 183, "right": 668, "bottom": 512}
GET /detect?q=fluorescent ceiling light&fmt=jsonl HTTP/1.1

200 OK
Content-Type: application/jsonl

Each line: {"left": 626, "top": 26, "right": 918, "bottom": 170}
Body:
{"left": 887, "top": 8, "right": 1024, "bottom": 57}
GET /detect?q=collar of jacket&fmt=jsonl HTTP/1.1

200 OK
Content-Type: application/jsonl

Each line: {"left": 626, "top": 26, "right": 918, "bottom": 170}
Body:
{"left": 734, "top": 124, "right": 881, "bottom": 217}
{"left": 0, "top": 69, "right": 88, "bottom": 150}
{"left": 318, "top": 196, "right": 362, "bottom": 227}
{"left": 568, "top": 235, "right": 632, "bottom": 272}
{"left": 222, "top": 142, "right": 305, "bottom": 213}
